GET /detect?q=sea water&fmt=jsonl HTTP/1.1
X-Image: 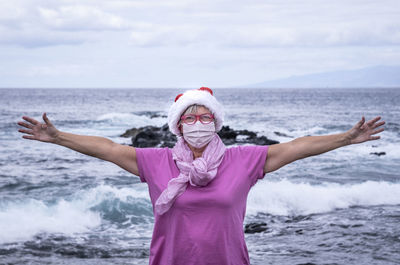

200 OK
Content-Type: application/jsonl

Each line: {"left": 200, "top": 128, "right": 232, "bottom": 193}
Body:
{"left": 0, "top": 88, "right": 399, "bottom": 264}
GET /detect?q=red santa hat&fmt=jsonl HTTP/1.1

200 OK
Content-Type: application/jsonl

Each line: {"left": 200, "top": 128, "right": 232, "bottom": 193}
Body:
{"left": 168, "top": 87, "right": 224, "bottom": 136}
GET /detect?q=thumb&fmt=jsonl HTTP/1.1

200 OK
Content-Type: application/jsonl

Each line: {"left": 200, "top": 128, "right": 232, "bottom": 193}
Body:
{"left": 43, "top": 112, "right": 53, "bottom": 126}
{"left": 356, "top": 116, "right": 365, "bottom": 129}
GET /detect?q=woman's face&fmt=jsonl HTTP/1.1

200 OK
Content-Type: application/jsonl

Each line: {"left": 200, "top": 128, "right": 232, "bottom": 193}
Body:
{"left": 179, "top": 105, "right": 212, "bottom": 134}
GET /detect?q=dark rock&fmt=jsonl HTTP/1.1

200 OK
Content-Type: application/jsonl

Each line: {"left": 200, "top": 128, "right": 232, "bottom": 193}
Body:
{"left": 121, "top": 125, "right": 177, "bottom": 148}
{"left": 151, "top": 114, "right": 165, "bottom": 119}
{"left": 0, "top": 247, "right": 18, "bottom": 255}
{"left": 370, "top": 152, "right": 386, "bottom": 156}
{"left": 120, "top": 128, "right": 141, "bottom": 138}
{"left": 237, "top": 129, "right": 257, "bottom": 137}
{"left": 252, "top": 135, "right": 279, "bottom": 145}
{"left": 120, "top": 124, "right": 279, "bottom": 148}
{"left": 160, "top": 123, "right": 170, "bottom": 132}
{"left": 295, "top": 229, "right": 304, "bottom": 234}
{"left": 244, "top": 222, "right": 268, "bottom": 234}
{"left": 274, "top": 131, "right": 294, "bottom": 138}
{"left": 220, "top": 126, "right": 279, "bottom": 145}
{"left": 54, "top": 244, "right": 110, "bottom": 258}
{"left": 218, "top": 126, "right": 238, "bottom": 139}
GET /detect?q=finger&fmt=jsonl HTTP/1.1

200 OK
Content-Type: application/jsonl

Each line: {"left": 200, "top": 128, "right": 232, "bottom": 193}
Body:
{"left": 18, "top": 129, "right": 34, "bottom": 135}
{"left": 371, "top": 128, "right": 384, "bottom": 135}
{"left": 372, "top": 121, "right": 385, "bottom": 129}
{"left": 17, "top": 121, "right": 33, "bottom": 129}
{"left": 22, "top": 116, "right": 39, "bottom": 125}
{"left": 43, "top": 113, "right": 52, "bottom": 126}
{"left": 22, "top": 135, "right": 36, "bottom": 140}
{"left": 367, "top": 116, "right": 381, "bottom": 126}
{"left": 356, "top": 116, "right": 365, "bottom": 128}
{"left": 369, "top": 136, "right": 380, "bottom": 141}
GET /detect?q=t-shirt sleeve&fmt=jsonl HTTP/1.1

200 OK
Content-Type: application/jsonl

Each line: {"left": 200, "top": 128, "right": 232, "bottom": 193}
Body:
{"left": 238, "top": 145, "right": 269, "bottom": 186}
{"left": 135, "top": 147, "right": 169, "bottom": 183}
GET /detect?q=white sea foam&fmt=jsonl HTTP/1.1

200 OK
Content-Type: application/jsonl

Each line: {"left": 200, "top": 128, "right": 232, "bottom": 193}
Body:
{"left": 96, "top": 112, "right": 166, "bottom": 128}
{"left": 0, "top": 199, "right": 101, "bottom": 244}
{"left": 0, "top": 184, "right": 150, "bottom": 244}
{"left": 74, "top": 183, "right": 149, "bottom": 204}
{"left": 62, "top": 112, "right": 167, "bottom": 137}
{"left": 247, "top": 179, "right": 400, "bottom": 216}
{"left": 2, "top": 179, "right": 399, "bottom": 243}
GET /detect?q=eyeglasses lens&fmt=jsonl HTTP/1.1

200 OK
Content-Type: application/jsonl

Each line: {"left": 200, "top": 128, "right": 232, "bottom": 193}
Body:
{"left": 200, "top": 114, "right": 213, "bottom": 123}
{"left": 184, "top": 115, "right": 196, "bottom": 124}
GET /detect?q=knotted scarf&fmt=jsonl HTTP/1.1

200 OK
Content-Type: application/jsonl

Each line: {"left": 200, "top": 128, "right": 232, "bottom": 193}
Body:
{"left": 154, "top": 133, "right": 226, "bottom": 215}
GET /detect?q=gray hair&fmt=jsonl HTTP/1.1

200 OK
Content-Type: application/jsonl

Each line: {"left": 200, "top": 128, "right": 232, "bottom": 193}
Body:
{"left": 183, "top": 104, "right": 202, "bottom": 115}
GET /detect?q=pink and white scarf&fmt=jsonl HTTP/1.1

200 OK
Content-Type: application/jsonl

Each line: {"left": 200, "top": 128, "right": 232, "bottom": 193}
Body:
{"left": 155, "top": 134, "right": 226, "bottom": 215}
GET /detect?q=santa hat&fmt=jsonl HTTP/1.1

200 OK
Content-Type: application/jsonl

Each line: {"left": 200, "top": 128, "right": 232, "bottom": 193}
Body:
{"left": 168, "top": 87, "right": 224, "bottom": 136}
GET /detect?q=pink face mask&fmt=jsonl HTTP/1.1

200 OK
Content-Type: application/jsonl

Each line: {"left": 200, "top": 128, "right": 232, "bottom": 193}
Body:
{"left": 182, "top": 121, "right": 216, "bottom": 148}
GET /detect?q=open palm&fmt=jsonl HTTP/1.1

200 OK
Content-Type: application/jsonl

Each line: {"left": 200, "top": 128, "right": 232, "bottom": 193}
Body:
{"left": 348, "top": 116, "right": 385, "bottom": 144}
{"left": 17, "top": 113, "right": 59, "bottom": 143}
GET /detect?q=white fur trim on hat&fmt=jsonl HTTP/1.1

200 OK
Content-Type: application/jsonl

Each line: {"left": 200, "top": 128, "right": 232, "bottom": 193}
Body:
{"left": 168, "top": 88, "right": 224, "bottom": 136}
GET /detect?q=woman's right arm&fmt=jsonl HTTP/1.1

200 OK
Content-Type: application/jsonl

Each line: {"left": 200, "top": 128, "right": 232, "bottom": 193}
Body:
{"left": 18, "top": 113, "right": 139, "bottom": 176}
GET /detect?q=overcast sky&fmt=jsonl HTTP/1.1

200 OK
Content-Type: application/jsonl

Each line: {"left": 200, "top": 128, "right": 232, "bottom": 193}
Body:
{"left": 1, "top": 0, "right": 399, "bottom": 88}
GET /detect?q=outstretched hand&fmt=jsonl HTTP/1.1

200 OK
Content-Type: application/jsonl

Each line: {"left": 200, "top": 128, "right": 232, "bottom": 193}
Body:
{"left": 347, "top": 116, "right": 385, "bottom": 145}
{"left": 17, "top": 113, "right": 59, "bottom": 143}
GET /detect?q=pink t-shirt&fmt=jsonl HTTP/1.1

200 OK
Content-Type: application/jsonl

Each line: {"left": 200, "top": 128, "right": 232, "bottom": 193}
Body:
{"left": 136, "top": 145, "right": 269, "bottom": 265}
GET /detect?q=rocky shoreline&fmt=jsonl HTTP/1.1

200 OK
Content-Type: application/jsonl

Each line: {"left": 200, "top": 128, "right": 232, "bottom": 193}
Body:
{"left": 120, "top": 123, "right": 279, "bottom": 148}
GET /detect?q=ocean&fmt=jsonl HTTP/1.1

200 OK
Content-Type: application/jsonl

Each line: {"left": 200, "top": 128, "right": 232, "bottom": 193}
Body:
{"left": 0, "top": 88, "right": 399, "bottom": 265}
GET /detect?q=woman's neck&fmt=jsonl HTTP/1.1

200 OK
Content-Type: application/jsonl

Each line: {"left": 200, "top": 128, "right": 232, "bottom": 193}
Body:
{"left": 188, "top": 144, "right": 207, "bottom": 159}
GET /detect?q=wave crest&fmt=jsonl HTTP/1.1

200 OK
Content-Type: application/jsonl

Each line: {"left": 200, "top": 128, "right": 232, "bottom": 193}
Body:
{"left": 0, "top": 184, "right": 151, "bottom": 244}
{"left": 248, "top": 179, "right": 400, "bottom": 216}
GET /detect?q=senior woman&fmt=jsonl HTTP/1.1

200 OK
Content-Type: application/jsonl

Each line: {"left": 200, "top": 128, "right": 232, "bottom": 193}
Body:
{"left": 18, "top": 87, "right": 384, "bottom": 265}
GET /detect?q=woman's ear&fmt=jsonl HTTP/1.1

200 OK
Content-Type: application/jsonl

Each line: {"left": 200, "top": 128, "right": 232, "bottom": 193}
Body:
{"left": 177, "top": 120, "right": 182, "bottom": 134}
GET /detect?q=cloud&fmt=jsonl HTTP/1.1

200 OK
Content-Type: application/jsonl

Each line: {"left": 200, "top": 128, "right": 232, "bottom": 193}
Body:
{"left": 221, "top": 23, "right": 400, "bottom": 48}
{"left": 102, "top": 0, "right": 195, "bottom": 9}
{"left": 26, "top": 63, "right": 93, "bottom": 77}
{"left": 122, "top": 0, "right": 400, "bottom": 48}
{"left": 130, "top": 24, "right": 207, "bottom": 46}
{"left": 1, "top": 0, "right": 399, "bottom": 48}
{"left": 0, "top": 25, "right": 87, "bottom": 48}
{"left": 0, "top": 2, "right": 134, "bottom": 47}
{"left": 37, "top": 5, "right": 131, "bottom": 31}
{"left": 1, "top": 0, "right": 400, "bottom": 87}
{"left": 0, "top": 2, "right": 26, "bottom": 21}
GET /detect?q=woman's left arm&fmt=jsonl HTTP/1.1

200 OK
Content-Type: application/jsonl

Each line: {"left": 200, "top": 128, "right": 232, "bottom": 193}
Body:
{"left": 264, "top": 116, "right": 385, "bottom": 174}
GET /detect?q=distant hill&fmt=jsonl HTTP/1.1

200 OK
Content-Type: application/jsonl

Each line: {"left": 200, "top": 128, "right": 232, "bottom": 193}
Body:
{"left": 245, "top": 65, "right": 400, "bottom": 88}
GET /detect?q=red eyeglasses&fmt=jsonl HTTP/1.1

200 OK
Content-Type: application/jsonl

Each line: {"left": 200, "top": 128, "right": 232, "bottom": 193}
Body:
{"left": 180, "top": 113, "right": 215, "bottom": 125}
